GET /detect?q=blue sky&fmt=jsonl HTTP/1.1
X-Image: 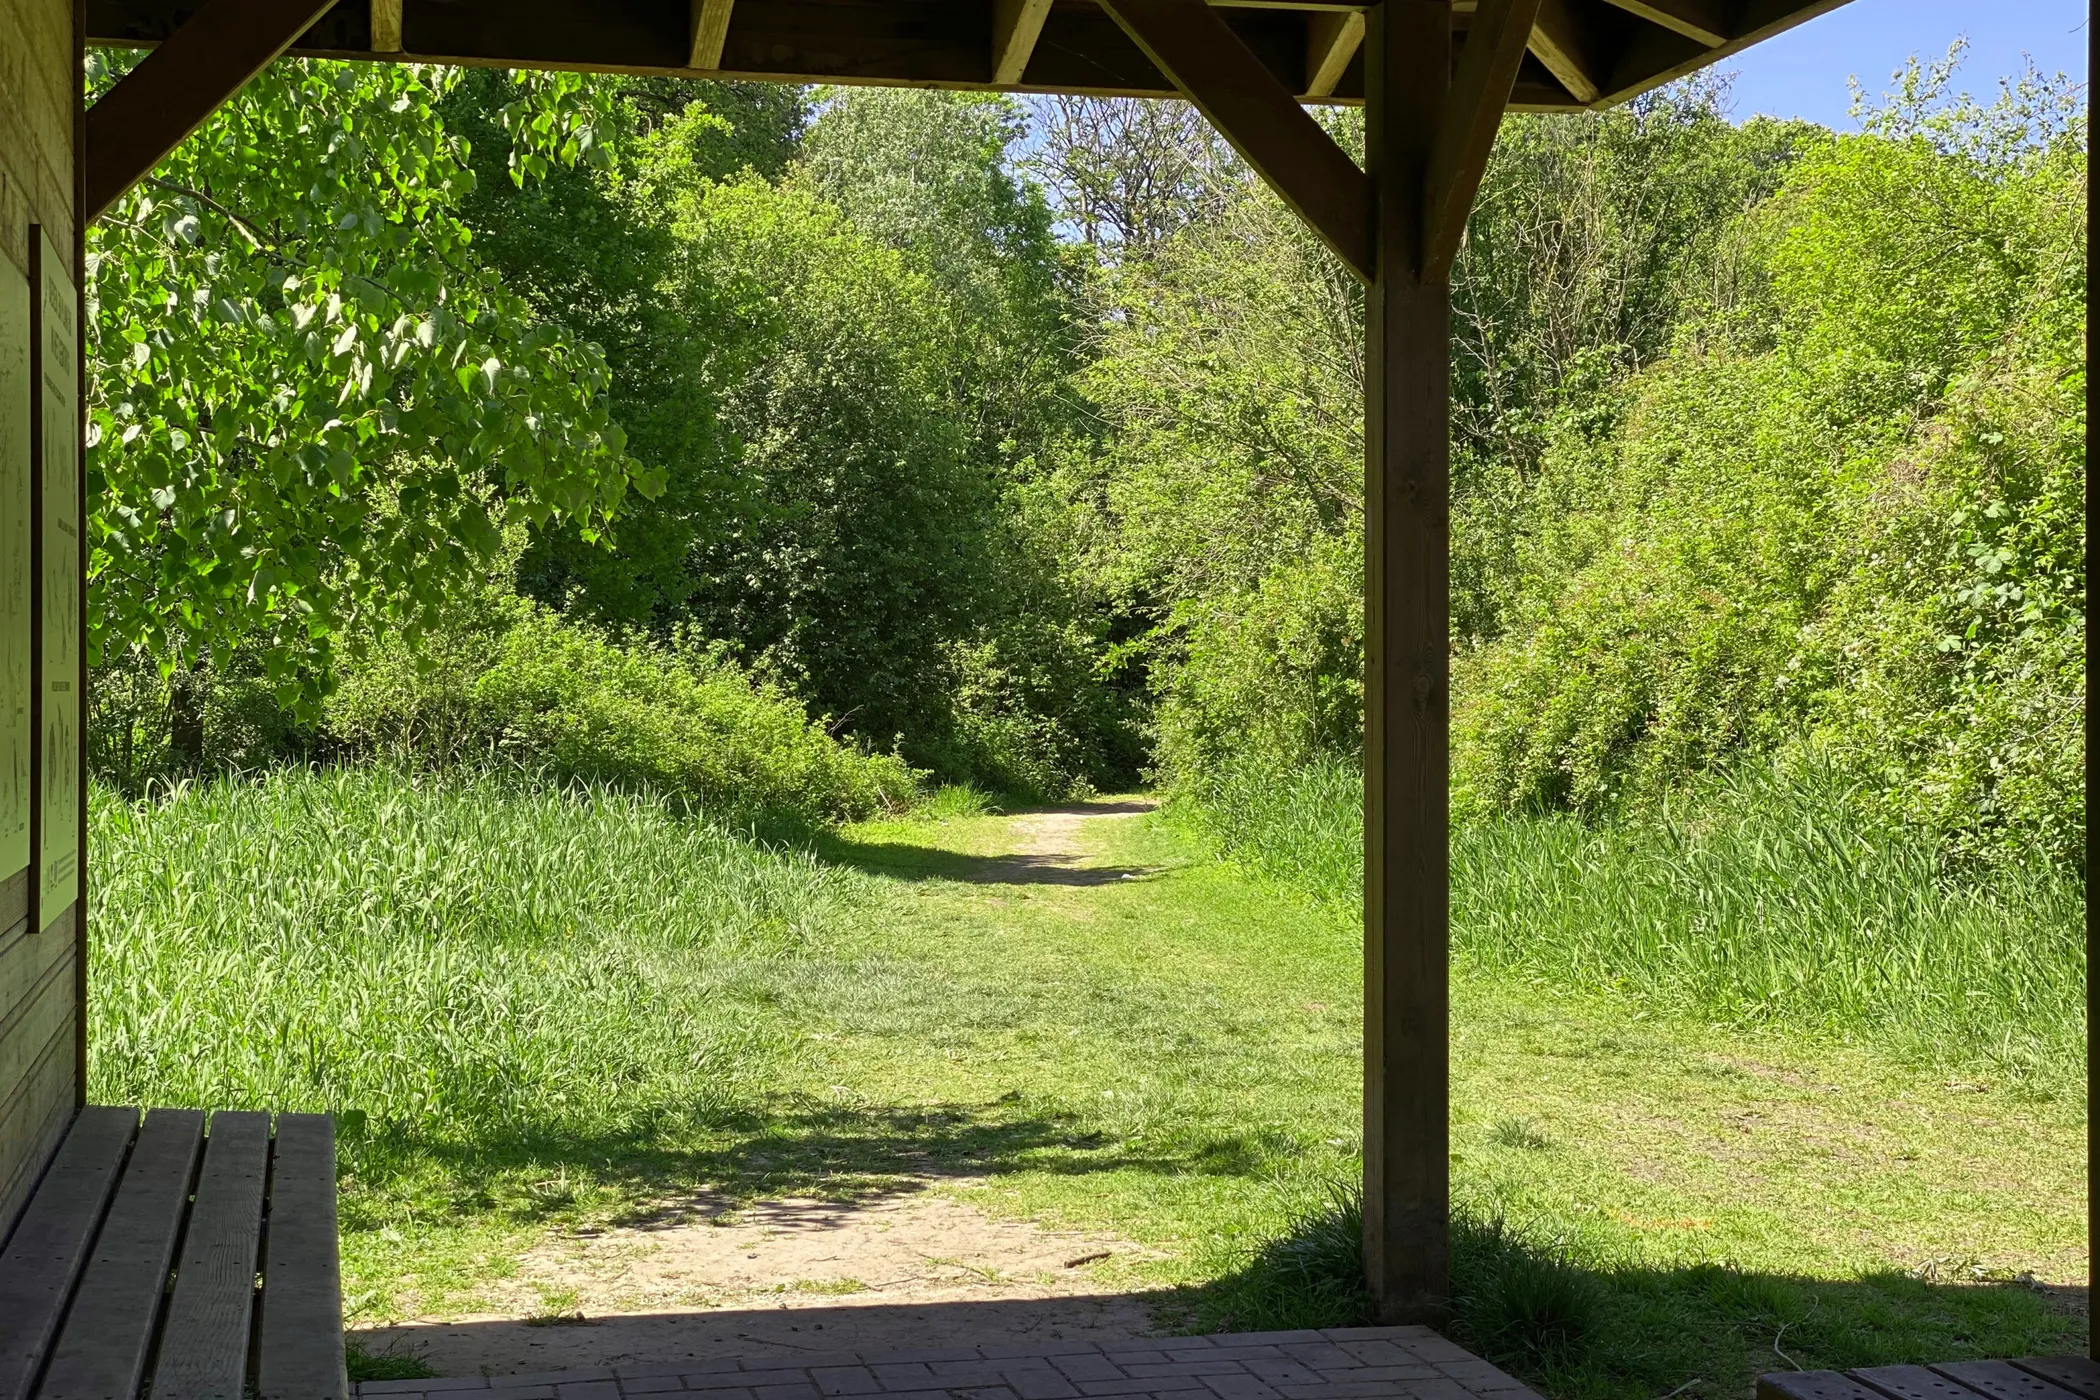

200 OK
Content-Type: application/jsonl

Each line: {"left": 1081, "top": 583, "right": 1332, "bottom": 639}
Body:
{"left": 1720, "top": 0, "right": 2089, "bottom": 127}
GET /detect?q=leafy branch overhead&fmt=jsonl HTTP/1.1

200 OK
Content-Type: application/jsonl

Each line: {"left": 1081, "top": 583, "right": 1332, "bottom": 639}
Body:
{"left": 86, "top": 56, "right": 653, "bottom": 711}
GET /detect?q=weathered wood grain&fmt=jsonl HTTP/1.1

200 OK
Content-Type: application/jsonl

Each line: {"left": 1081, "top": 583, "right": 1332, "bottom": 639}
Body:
{"left": 38, "top": 1109, "right": 207, "bottom": 1400}
{"left": 152, "top": 1111, "right": 271, "bottom": 1400}
{"left": 256, "top": 1114, "right": 348, "bottom": 1400}
{"left": 0, "top": 1105, "right": 136, "bottom": 1400}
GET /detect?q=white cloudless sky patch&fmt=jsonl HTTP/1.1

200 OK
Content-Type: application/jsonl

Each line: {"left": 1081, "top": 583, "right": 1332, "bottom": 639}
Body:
{"left": 1719, "top": 0, "right": 2088, "bottom": 127}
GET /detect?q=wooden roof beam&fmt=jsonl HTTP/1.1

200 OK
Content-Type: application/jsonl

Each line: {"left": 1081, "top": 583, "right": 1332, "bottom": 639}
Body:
{"left": 992, "top": 0, "right": 1054, "bottom": 84}
{"left": 1527, "top": 0, "right": 1602, "bottom": 104}
{"left": 1596, "top": 0, "right": 1728, "bottom": 46}
{"left": 371, "top": 0, "right": 403, "bottom": 52}
{"left": 85, "top": 0, "right": 343, "bottom": 221}
{"left": 1423, "top": 0, "right": 1542, "bottom": 278}
{"left": 1305, "top": 10, "right": 1366, "bottom": 99}
{"left": 690, "top": 0, "right": 735, "bottom": 69}
{"left": 1096, "top": 0, "right": 1372, "bottom": 278}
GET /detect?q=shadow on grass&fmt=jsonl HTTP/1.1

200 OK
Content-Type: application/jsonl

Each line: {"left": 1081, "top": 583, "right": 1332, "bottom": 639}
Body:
{"left": 812, "top": 831, "right": 1162, "bottom": 887}
{"left": 342, "top": 1097, "right": 1292, "bottom": 1231}
{"left": 1176, "top": 1185, "right": 2088, "bottom": 1397}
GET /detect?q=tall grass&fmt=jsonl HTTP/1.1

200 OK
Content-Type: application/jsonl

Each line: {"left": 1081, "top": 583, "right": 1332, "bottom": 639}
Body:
{"left": 1181, "top": 753, "right": 2086, "bottom": 1071}
{"left": 90, "top": 768, "right": 864, "bottom": 1162}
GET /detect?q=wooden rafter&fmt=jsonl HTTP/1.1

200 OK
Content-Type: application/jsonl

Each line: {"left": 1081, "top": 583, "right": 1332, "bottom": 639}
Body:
{"left": 1596, "top": 0, "right": 1727, "bottom": 46}
{"left": 1527, "top": 0, "right": 1601, "bottom": 104}
{"left": 689, "top": 0, "right": 735, "bottom": 69}
{"left": 1422, "top": 0, "right": 1542, "bottom": 279}
{"left": 1304, "top": 10, "right": 1366, "bottom": 99}
{"left": 84, "top": 0, "right": 342, "bottom": 221}
{"left": 370, "top": 0, "right": 403, "bottom": 53}
{"left": 991, "top": 0, "right": 1054, "bottom": 84}
{"left": 1096, "top": 0, "right": 1372, "bottom": 279}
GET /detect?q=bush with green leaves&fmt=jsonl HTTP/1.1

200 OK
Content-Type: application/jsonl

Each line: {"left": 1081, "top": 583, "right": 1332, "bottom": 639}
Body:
{"left": 328, "top": 590, "right": 916, "bottom": 830}
{"left": 1453, "top": 60, "right": 2086, "bottom": 866}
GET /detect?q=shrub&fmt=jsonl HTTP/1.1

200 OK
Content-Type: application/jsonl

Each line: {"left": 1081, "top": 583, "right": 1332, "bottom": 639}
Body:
{"left": 329, "top": 590, "right": 916, "bottom": 830}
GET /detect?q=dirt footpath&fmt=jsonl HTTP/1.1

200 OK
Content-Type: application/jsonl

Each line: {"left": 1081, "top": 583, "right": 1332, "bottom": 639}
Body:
{"left": 354, "top": 1188, "right": 1156, "bottom": 1375}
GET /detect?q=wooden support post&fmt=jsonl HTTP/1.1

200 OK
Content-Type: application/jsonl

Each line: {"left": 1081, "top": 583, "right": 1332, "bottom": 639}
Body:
{"left": 84, "top": 0, "right": 340, "bottom": 221}
{"left": 1361, "top": 0, "right": 1452, "bottom": 1326}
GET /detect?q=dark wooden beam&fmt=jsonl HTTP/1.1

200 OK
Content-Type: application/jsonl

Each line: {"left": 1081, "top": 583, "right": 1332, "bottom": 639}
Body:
{"left": 1599, "top": 0, "right": 1853, "bottom": 105}
{"left": 1595, "top": 0, "right": 1725, "bottom": 45}
{"left": 992, "top": 0, "right": 1054, "bottom": 83}
{"left": 1304, "top": 9, "right": 1365, "bottom": 97}
{"left": 1361, "top": 0, "right": 1452, "bottom": 1329}
{"left": 85, "top": 0, "right": 341, "bottom": 221}
{"left": 1096, "top": 0, "right": 1372, "bottom": 279}
{"left": 1527, "top": 0, "right": 1602, "bottom": 104}
{"left": 1422, "top": 0, "right": 1538, "bottom": 278}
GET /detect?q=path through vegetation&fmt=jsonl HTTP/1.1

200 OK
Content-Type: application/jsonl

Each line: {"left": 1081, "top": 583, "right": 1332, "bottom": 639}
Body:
{"left": 92, "top": 774, "right": 2084, "bottom": 1390}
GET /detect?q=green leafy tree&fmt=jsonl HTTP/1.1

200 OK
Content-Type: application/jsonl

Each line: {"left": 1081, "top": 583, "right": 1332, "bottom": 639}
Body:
{"left": 88, "top": 57, "right": 648, "bottom": 709}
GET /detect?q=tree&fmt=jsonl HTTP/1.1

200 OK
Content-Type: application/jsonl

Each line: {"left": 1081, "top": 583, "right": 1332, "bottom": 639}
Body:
{"left": 88, "top": 57, "right": 648, "bottom": 709}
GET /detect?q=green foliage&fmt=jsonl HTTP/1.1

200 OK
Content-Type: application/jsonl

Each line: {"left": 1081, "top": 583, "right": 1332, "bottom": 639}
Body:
{"left": 1453, "top": 61, "right": 2086, "bottom": 864}
{"left": 89, "top": 768, "right": 863, "bottom": 1177}
{"left": 328, "top": 589, "right": 916, "bottom": 829}
{"left": 1180, "top": 749, "right": 2084, "bottom": 1074}
{"left": 88, "top": 58, "right": 645, "bottom": 707}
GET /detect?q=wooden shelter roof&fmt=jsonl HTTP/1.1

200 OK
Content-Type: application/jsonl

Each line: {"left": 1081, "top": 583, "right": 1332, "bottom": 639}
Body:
{"left": 85, "top": 0, "right": 1848, "bottom": 110}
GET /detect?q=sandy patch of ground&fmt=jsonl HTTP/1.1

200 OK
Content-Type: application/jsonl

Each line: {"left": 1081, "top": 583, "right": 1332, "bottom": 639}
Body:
{"left": 353, "top": 1190, "right": 1159, "bottom": 1376}
{"left": 961, "top": 800, "right": 1160, "bottom": 886}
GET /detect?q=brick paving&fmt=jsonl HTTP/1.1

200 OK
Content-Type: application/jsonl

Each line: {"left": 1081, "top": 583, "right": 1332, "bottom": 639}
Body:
{"left": 354, "top": 1327, "right": 1542, "bottom": 1400}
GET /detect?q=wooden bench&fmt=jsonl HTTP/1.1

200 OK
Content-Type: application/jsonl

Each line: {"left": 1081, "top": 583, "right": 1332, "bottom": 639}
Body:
{"left": 0, "top": 1106, "right": 346, "bottom": 1400}
{"left": 1762, "top": 1357, "right": 2100, "bottom": 1400}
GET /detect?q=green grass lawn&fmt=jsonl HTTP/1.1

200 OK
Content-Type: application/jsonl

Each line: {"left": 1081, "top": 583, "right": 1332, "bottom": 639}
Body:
{"left": 89, "top": 770, "right": 2086, "bottom": 1396}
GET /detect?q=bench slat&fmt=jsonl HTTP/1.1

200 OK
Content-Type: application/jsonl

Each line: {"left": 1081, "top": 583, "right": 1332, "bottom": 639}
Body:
{"left": 1855, "top": 1366, "right": 2002, "bottom": 1400}
{"left": 256, "top": 1114, "right": 347, "bottom": 1400}
{"left": 2014, "top": 1362, "right": 2100, "bottom": 1400}
{"left": 0, "top": 1106, "right": 138, "bottom": 1400}
{"left": 39, "top": 1109, "right": 207, "bottom": 1400}
{"left": 151, "top": 1111, "right": 271, "bottom": 1400}
{"left": 1933, "top": 1364, "right": 2088, "bottom": 1400}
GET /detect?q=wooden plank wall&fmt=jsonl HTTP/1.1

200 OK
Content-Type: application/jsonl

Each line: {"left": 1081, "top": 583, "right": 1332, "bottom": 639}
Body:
{"left": 0, "top": 0, "right": 81, "bottom": 1240}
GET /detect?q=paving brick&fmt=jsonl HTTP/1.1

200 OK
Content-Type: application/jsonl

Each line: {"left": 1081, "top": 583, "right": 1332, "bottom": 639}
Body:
{"left": 1277, "top": 1346, "right": 1356, "bottom": 1371}
{"left": 556, "top": 1383, "right": 622, "bottom": 1400}
{"left": 1280, "top": 1384, "right": 1449, "bottom": 1400}
{"left": 1121, "top": 1363, "right": 1252, "bottom": 1379}
{"left": 872, "top": 1364, "right": 938, "bottom": 1390}
{"left": 619, "top": 1378, "right": 686, "bottom": 1395}
{"left": 1331, "top": 1342, "right": 1415, "bottom": 1367}
{"left": 1145, "top": 1336, "right": 1216, "bottom": 1351}
{"left": 680, "top": 1362, "right": 745, "bottom": 1376}
{"left": 752, "top": 1382, "right": 822, "bottom": 1400}
{"left": 1429, "top": 1361, "right": 1520, "bottom": 1386}
{"left": 812, "top": 1367, "right": 884, "bottom": 1395}
{"left": 1312, "top": 1366, "right": 1439, "bottom": 1384}
{"left": 1049, "top": 1355, "right": 1130, "bottom": 1384}
{"left": 362, "top": 1384, "right": 446, "bottom": 1397}
{"left": 1394, "top": 1339, "right": 1473, "bottom": 1366}
{"left": 686, "top": 1374, "right": 767, "bottom": 1392}
{"left": 1242, "top": 1362, "right": 1323, "bottom": 1387}
{"left": 1199, "top": 1373, "right": 1283, "bottom": 1400}
{"left": 1003, "top": 1365, "right": 1083, "bottom": 1400}
{"left": 926, "top": 1362, "right": 1011, "bottom": 1385}
{"left": 484, "top": 1386, "right": 557, "bottom": 1400}
{"left": 1316, "top": 1329, "right": 1428, "bottom": 1343}
{"left": 1075, "top": 1377, "right": 1212, "bottom": 1396}
{"left": 1092, "top": 1350, "right": 1168, "bottom": 1365}
{"left": 879, "top": 1350, "right": 988, "bottom": 1364}
{"left": 1169, "top": 1349, "right": 1282, "bottom": 1364}
{"left": 982, "top": 1344, "right": 1110, "bottom": 1360}
{"left": 1393, "top": 1381, "right": 1473, "bottom": 1400}
{"left": 1212, "top": 1334, "right": 1327, "bottom": 1347}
